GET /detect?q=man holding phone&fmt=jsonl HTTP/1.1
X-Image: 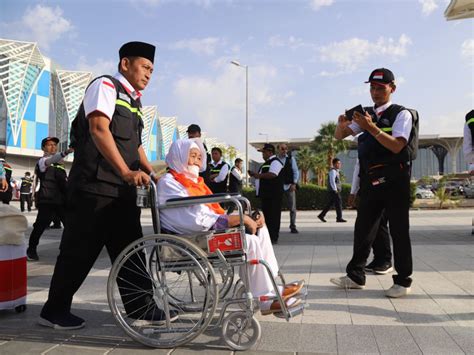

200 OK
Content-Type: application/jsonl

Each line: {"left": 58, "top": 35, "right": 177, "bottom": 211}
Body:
{"left": 331, "top": 68, "right": 416, "bottom": 298}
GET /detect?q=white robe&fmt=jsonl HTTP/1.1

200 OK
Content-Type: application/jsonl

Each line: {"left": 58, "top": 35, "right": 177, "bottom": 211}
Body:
{"left": 157, "top": 173, "right": 279, "bottom": 297}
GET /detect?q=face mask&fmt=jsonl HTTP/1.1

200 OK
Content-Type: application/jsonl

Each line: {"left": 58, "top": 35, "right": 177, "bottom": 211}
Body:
{"left": 187, "top": 165, "right": 200, "bottom": 178}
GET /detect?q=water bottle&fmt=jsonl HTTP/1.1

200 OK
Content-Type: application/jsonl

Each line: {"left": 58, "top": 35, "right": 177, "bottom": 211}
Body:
{"left": 136, "top": 186, "right": 149, "bottom": 208}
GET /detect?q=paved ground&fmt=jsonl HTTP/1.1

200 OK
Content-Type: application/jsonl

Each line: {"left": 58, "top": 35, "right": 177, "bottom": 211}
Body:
{"left": 0, "top": 204, "right": 473, "bottom": 354}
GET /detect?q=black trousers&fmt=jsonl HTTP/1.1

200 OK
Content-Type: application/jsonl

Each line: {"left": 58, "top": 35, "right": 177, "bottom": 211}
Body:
{"left": 41, "top": 191, "right": 152, "bottom": 316}
{"left": 346, "top": 169, "right": 412, "bottom": 287}
{"left": 371, "top": 212, "right": 392, "bottom": 265}
{"left": 28, "top": 203, "right": 66, "bottom": 249}
{"left": 261, "top": 195, "right": 283, "bottom": 243}
{"left": 20, "top": 194, "right": 32, "bottom": 212}
{"left": 320, "top": 190, "right": 343, "bottom": 220}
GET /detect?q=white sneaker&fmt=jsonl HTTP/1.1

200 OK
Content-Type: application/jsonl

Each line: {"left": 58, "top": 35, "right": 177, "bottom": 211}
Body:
{"left": 385, "top": 284, "right": 411, "bottom": 298}
{"left": 330, "top": 275, "right": 365, "bottom": 289}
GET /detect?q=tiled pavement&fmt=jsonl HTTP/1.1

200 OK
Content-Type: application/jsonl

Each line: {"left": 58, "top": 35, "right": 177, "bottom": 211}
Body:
{"left": 1, "top": 205, "right": 473, "bottom": 354}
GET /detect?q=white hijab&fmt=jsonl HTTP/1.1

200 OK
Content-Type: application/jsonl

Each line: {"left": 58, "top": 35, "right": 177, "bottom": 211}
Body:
{"left": 166, "top": 138, "right": 207, "bottom": 181}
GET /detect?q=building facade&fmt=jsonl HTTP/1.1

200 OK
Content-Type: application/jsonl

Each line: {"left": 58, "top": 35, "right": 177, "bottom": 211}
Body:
{"left": 0, "top": 38, "right": 240, "bottom": 179}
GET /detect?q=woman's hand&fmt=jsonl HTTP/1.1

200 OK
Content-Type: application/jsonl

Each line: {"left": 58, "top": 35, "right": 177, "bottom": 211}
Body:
{"left": 254, "top": 212, "right": 265, "bottom": 228}
{"left": 243, "top": 215, "right": 258, "bottom": 235}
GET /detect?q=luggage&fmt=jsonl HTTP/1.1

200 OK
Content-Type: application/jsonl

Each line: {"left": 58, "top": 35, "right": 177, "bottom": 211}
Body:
{"left": 0, "top": 205, "right": 28, "bottom": 312}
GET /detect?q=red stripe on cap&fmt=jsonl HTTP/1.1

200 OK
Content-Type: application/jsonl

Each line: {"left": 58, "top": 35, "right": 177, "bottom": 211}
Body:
{"left": 103, "top": 81, "right": 115, "bottom": 89}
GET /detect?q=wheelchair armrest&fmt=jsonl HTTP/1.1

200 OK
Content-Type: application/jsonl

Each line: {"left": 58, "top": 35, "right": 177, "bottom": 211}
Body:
{"left": 159, "top": 193, "right": 242, "bottom": 209}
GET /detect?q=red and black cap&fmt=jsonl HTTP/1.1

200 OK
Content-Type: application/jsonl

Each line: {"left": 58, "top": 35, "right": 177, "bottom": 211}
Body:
{"left": 365, "top": 68, "right": 395, "bottom": 85}
{"left": 41, "top": 137, "right": 59, "bottom": 148}
{"left": 119, "top": 41, "right": 155, "bottom": 64}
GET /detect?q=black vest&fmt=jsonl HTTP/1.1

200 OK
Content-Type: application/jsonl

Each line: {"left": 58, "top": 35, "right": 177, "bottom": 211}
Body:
{"left": 258, "top": 156, "right": 284, "bottom": 198}
{"left": 20, "top": 176, "right": 33, "bottom": 194}
{"left": 280, "top": 154, "right": 295, "bottom": 184}
{"left": 69, "top": 76, "right": 144, "bottom": 198}
{"left": 228, "top": 166, "right": 243, "bottom": 193}
{"left": 0, "top": 160, "right": 12, "bottom": 201}
{"left": 327, "top": 168, "right": 341, "bottom": 192}
{"left": 35, "top": 162, "right": 67, "bottom": 205}
{"left": 208, "top": 161, "right": 229, "bottom": 193}
{"left": 358, "top": 104, "right": 418, "bottom": 172}
{"left": 466, "top": 109, "right": 474, "bottom": 142}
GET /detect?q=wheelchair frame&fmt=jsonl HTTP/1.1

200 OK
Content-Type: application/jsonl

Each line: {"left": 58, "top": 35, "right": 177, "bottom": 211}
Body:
{"left": 107, "top": 180, "right": 304, "bottom": 350}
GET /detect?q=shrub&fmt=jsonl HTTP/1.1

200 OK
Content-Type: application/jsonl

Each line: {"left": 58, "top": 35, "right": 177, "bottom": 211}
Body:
{"left": 242, "top": 183, "right": 351, "bottom": 210}
{"left": 243, "top": 182, "right": 416, "bottom": 210}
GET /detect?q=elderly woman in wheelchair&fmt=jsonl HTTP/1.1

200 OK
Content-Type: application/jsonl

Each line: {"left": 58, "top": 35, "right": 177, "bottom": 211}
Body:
{"left": 107, "top": 138, "right": 305, "bottom": 350}
{"left": 158, "top": 138, "right": 304, "bottom": 314}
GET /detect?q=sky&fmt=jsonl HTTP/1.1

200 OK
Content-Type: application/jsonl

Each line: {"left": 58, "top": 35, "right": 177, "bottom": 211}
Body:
{"left": 1, "top": 0, "right": 473, "bottom": 160}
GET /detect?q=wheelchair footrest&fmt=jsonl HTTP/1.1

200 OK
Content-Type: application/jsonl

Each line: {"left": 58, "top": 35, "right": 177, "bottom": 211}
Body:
{"left": 273, "top": 303, "right": 305, "bottom": 319}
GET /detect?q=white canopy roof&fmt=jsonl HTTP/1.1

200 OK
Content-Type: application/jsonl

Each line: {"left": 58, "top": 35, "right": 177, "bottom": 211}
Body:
{"left": 445, "top": 0, "right": 474, "bottom": 20}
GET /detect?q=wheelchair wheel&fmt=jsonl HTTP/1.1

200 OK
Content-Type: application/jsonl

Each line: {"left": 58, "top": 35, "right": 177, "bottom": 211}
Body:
{"left": 162, "top": 263, "right": 233, "bottom": 312}
{"left": 107, "top": 234, "right": 218, "bottom": 348}
{"left": 221, "top": 311, "right": 261, "bottom": 351}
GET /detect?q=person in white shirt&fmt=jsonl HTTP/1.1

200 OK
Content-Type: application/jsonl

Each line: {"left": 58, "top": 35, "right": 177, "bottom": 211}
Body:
{"left": 40, "top": 41, "right": 162, "bottom": 330}
{"left": 331, "top": 68, "right": 416, "bottom": 298}
{"left": 318, "top": 158, "right": 346, "bottom": 223}
{"left": 463, "top": 110, "right": 473, "bottom": 175}
{"left": 158, "top": 138, "right": 303, "bottom": 314}
{"left": 249, "top": 144, "right": 284, "bottom": 244}
{"left": 208, "top": 147, "right": 230, "bottom": 193}
{"left": 277, "top": 144, "right": 300, "bottom": 234}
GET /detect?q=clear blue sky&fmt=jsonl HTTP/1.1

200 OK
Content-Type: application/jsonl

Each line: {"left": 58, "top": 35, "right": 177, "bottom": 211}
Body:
{"left": 1, "top": 0, "right": 473, "bottom": 158}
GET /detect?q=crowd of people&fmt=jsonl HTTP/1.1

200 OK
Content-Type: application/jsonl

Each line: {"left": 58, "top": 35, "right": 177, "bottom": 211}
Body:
{"left": 0, "top": 40, "right": 472, "bottom": 331}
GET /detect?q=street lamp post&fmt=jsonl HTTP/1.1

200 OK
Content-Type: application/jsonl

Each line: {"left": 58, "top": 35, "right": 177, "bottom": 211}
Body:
{"left": 231, "top": 60, "right": 249, "bottom": 187}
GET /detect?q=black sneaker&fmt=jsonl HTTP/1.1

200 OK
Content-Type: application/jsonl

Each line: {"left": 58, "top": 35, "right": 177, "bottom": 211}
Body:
{"left": 336, "top": 219, "right": 347, "bottom": 223}
{"left": 290, "top": 228, "right": 299, "bottom": 234}
{"left": 129, "top": 308, "right": 179, "bottom": 326}
{"left": 38, "top": 312, "right": 85, "bottom": 330}
{"left": 317, "top": 215, "right": 327, "bottom": 223}
{"left": 364, "top": 260, "right": 378, "bottom": 272}
{"left": 50, "top": 225, "right": 62, "bottom": 229}
{"left": 373, "top": 263, "right": 394, "bottom": 275}
{"left": 26, "top": 248, "right": 39, "bottom": 261}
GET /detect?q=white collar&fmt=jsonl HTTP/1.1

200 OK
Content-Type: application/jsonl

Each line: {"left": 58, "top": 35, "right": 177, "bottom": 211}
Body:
{"left": 374, "top": 101, "right": 392, "bottom": 116}
{"left": 211, "top": 159, "right": 223, "bottom": 166}
{"left": 113, "top": 72, "right": 142, "bottom": 100}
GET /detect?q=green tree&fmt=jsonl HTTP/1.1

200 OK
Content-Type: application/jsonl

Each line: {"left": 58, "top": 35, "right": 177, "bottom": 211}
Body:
{"left": 312, "top": 152, "right": 328, "bottom": 186}
{"left": 311, "top": 122, "right": 349, "bottom": 168}
{"left": 226, "top": 145, "right": 237, "bottom": 163}
{"left": 296, "top": 146, "right": 317, "bottom": 184}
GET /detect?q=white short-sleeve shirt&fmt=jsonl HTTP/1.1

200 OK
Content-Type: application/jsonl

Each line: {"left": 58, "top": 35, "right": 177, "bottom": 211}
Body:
{"left": 255, "top": 156, "right": 283, "bottom": 195}
{"left": 349, "top": 101, "right": 413, "bottom": 142}
{"left": 83, "top": 72, "right": 142, "bottom": 120}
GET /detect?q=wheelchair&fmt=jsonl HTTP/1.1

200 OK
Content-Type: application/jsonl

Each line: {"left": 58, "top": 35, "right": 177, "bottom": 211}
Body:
{"left": 107, "top": 180, "right": 305, "bottom": 350}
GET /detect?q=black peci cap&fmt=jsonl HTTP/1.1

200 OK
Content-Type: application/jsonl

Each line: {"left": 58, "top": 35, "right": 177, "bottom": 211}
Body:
{"left": 258, "top": 143, "right": 275, "bottom": 153}
{"left": 365, "top": 68, "right": 395, "bottom": 85}
{"left": 41, "top": 137, "right": 59, "bottom": 148}
{"left": 119, "top": 41, "right": 156, "bottom": 63}
{"left": 186, "top": 124, "right": 201, "bottom": 133}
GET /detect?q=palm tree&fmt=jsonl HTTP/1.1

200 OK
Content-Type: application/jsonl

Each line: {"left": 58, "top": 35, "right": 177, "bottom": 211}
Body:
{"left": 226, "top": 145, "right": 237, "bottom": 163}
{"left": 311, "top": 122, "right": 349, "bottom": 168}
{"left": 296, "top": 146, "right": 316, "bottom": 184}
{"left": 313, "top": 152, "right": 328, "bottom": 186}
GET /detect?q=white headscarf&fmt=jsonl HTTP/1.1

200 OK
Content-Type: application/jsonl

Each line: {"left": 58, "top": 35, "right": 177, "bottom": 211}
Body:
{"left": 166, "top": 138, "right": 207, "bottom": 180}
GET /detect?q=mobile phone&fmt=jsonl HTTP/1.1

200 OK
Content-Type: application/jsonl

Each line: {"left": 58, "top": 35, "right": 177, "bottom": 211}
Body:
{"left": 345, "top": 104, "right": 365, "bottom": 121}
